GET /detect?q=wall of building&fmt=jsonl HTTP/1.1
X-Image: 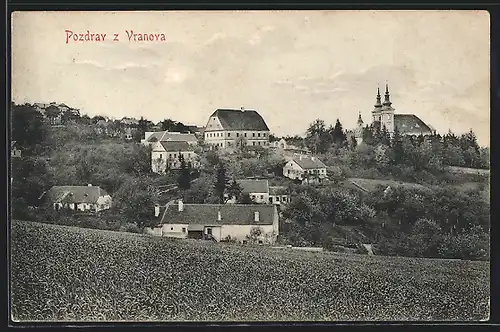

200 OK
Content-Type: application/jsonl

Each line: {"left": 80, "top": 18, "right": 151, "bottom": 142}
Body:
{"left": 219, "top": 224, "right": 276, "bottom": 244}
{"left": 204, "top": 129, "right": 270, "bottom": 149}
{"left": 151, "top": 150, "right": 199, "bottom": 173}
{"left": 283, "top": 160, "right": 304, "bottom": 180}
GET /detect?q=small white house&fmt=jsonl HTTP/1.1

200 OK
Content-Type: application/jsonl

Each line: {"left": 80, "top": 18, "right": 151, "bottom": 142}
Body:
{"left": 225, "top": 179, "right": 270, "bottom": 204}
{"left": 42, "top": 184, "right": 112, "bottom": 212}
{"left": 146, "top": 200, "right": 279, "bottom": 244}
{"left": 151, "top": 141, "right": 200, "bottom": 173}
{"left": 141, "top": 131, "right": 198, "bottom": 146}
{"left": 283, "top": 155, "right": 328, "bottom": 184}
{"left": 268, "top": 186, "right": 290, "bottom": 205}
{"left": 11, "top": 141, "right": 22, "bottom": 158}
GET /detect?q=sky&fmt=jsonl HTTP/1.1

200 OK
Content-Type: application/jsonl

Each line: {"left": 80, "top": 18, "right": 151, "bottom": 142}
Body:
{"left": 11, "top": 11, "right": 490, "bottom": 146}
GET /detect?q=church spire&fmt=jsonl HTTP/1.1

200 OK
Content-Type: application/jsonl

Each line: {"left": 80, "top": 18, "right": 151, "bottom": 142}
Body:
{"left": 374, "top": 86, "right": 382, "bottom": 108}
{"left": 383, "top": 83, "right": 392, "bottom": 106}
{"left": 357, "top": 111, "right": 363, "bottom": 124}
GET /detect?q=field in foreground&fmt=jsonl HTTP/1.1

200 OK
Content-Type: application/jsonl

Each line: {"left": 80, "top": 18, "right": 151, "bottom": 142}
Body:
{"left": 10, "top": 220, "right": 489, "bottom": 322}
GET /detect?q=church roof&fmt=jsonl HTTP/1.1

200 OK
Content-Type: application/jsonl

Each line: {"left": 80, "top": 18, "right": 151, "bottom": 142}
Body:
{"left": 394, "top": 114, "right": 434, "bottom": 135}
{"left": 208, "top": 109, "right": 270, "bottom": 131}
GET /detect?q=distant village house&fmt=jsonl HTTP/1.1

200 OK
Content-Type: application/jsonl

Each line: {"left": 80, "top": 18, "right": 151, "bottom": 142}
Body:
{"left": 151, "top": 141, "right": 200, "bottom": 173}
{"left": 42, "top": 184, "right": 112, "bottom": 212}
{"left": 283, "top": 155, "right": 328, "bottom": 184}
{"left": 11, "top": 141, "right": 21, "bottom": 158}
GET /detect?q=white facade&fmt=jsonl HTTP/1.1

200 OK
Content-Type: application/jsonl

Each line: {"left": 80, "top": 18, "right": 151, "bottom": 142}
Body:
{"left": 53, "top": 194, "right": 112, "bottom": 212}
{"left": 151, "top": 141, "right": 200, "bottom": 173}
{"left": 283, "top": 158, "right": 328, "bottom": 184}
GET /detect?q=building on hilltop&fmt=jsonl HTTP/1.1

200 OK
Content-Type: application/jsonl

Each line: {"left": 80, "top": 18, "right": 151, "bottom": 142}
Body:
{"left": 356, "top": 84, "right": 436, "bottom": 139}
{"left": 41, "top": 184, "right": 112, "bottom": 212}
{"left": 145, "top": 200, "right": 279, "bottom": 244}
{"left": 203, "top": 107, "right": 270, "bottom": 149}
{"left": 151, "top": 141, "right": 200, "bottom": 173}
{"left": 141, "top": 130, "right": 198, "bottom": 146}
{"left": 283, "top": 155, "right": 328, "bottom": 184}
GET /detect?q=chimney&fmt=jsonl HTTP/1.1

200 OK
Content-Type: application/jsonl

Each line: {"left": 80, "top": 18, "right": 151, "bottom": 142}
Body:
{"left": 311, "top": 156, "right": 315, "bottom": 161}
{"left": 88, "top": 184, "right": 92, "bottom": 187}
{"left": 154, "top": 205, "right": 160, "bottom": 217}
{"left": 217, "top": 210, "right": 222, "bottom": 221}
{"left": 254, "top": 211, "right": 260, "bottom": 222}
{"left": 299, "top": 155, "right": 302, "bottom": 161}
{"left": 178, "top": 199, "right": 184, "bottom": 212}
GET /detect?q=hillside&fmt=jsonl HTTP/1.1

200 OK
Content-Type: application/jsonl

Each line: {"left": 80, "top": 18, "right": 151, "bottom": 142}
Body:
{"left": 11, "top": 220, "right": 489, "bottom": 321}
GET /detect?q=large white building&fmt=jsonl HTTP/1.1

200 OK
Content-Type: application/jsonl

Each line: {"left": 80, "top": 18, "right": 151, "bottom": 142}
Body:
{"left": 151, "top": 141, "right": 200, "bottom": 173}
{"left": 203, "top": 108, "right": 270, "bottom": 149}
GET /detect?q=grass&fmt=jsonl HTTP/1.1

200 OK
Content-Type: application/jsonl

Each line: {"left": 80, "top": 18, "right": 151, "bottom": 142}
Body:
{"left": 10, "top": 220, "right": 489, "bottom": 322}
{"left": 346, "top": 178, "right": 430, "bottom": 192}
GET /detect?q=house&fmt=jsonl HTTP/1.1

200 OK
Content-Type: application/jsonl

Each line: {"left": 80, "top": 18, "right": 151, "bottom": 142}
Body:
{"left": 44, "top": 104, "right": 63, "bottom": 125}
{"left": 226, "top": 179, "right": 270, "bottom": 204}
{"left": 141, "top": 131, "right": 198, "bottom": 146}
{"left": 270, "top": 138, "right": 310, "bottom": 161}
{"left": 11, "top": 141, "right": 21, "bottom": 158}
{"left": 146, "top": 200, "right": 279, "bottom": 244}
{"left": 204, "top": 107, "right": 270, "bottom": 149}
{"left": 283, "top": 155, "right": 328, "bottom": 184}
{"left": 151, "top": 141, "right": 200, "bottom": 173}
{"left": 42, "top": 184, "right": 112, "bottom": 212}
{"left": 120, "top": 117, "right": 139, "bottom": 126}
{"left": 268, "top": 186, "right": 291, "bottom": 205}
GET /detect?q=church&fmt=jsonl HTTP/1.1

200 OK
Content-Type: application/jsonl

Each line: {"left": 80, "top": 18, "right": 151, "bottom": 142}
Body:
{"left": 352, "top": 84, "right": 436, "bottom": 144}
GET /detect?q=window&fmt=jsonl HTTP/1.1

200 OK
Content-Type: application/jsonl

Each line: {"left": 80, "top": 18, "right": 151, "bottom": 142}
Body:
{"left": 252, "top": 142, "right": 255, "bottom": 146}
{"left": 244, "top": 133, "right": 247, "bottom": 137}
{"left": 182, "top": 227, "right": 186, "bottom": 233}
{"left": 253, "top": 133, "right": 255, "bottom": 137}
{"left": 258, "top": 133, "right": 261, "bottom": 137}
{"left": 251, "top": 195, "right": 255, "bottom": 200}
{"left": 260, "top": 195, "right": 264, "bottom": 199}
{"left": 287, "top": 170, "right": 290, "bottom": 174}
{"left": 171, "top": 227, "right": 174, "bottom": 231}
{"left": 207, "top": 228, "right": 212, "bottom": 235}
{"left": 258, "top": 240, "right": 263, "bottom": 244}
{"left": 237, "top": 133, "right": 240, "bottom": 137}
{"left": 174, "top": 154, "right": 177, "bottom": 158}
{"left": 159, "top": 154, "right": 163, "bottom": 159}
{"left": 258, "top": 141, "right": 260, "bottom": 145}
{"left": 228, "top": 133, "right": 231, "bottom": 137}
{"left": 263, "top": 133, "right": 266, "bottom": 137}
{"left": 269, "top": 197, "right": 273, "bottom": 203}
{"left": 276, "top": 196, "right": 280, "bottom": 202}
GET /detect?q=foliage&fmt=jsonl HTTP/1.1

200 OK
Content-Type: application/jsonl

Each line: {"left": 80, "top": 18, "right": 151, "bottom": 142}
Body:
{"left": 177, "top": 155, "right": 192, "bottom": 190}
{"left": 214, "top": 162, "right": 229, "bottom": 204}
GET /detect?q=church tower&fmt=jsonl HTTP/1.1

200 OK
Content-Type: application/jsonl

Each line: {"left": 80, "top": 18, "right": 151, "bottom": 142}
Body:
{"left": 372, "top": 87, "right": 383, "bottom": 123}
{"left": 355, "top": 112, "right": 364, "bottom": 145}
{"left": 380, "top": 84, "right": 395, "bottom": 134}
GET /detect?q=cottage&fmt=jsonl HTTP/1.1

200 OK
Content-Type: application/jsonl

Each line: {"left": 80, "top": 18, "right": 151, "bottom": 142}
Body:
{"left": 268, "top": 186, "right": 290, "bottom": 205}
{"left": 270, "top": 138, "right": 310, "bottom": 161}
{"left": 151, "top": 141, "right": 200, "bottom": 173}
{"left": 141, "top": 131, "right": 198, "bottom": 146}
{"left": 42, "top": 184, "right": 112, "bottom": 212}
{"left": 11, "top": 141, "right": 21, "bottom": 158}
{"left": 147, "top": 200, "right": 279, "bottom": 244}
{"left": 226, "top": 179, "right": 270, "bottom": 204}
{"left": 204, "top": 107, "right": 270, "bottom": 149}
{"left": 283, "top": 155, "right": 328, "bottom": 184}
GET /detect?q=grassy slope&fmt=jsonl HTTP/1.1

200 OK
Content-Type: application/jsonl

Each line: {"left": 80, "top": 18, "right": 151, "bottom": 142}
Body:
{"left": 11, "top": 220, "right": 489, "bottom": 322}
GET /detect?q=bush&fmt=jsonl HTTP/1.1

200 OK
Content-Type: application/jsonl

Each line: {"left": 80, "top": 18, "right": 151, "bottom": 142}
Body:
{"left": 119, "top": 223, "right": 141, "bottom": 234}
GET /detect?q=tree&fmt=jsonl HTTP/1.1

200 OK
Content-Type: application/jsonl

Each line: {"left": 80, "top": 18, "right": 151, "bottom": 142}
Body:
{"left": 122, "top": 144, "right": 151, "bottom": 176}
{"left": 238, "top": 193, "right": 254, "bottom": 204}
{"left": 214, "top": 162, "right": 229, "bottom": 203}
{"left": 305, "top": 119, "right": 330, "bottom": 154}
{"left": 331, "top": 119, "right": 347, "bottom": 148}
{"left": 11, "top": 157, "right": 54, "bottom": 207}
{"left": 161, "top": 119, "right": 177, "bottom": 131}
{"left": 226, "top": 179, "right": 243, "bottom": 202}
{"left": 11, "top": 104, "right": 49, "bottom": 154}
{"left": 113, "top": 178, "right": 158, "bottom": 228}
{"left": 177, "top": 155, "right": 191, "bottom": 190}
{"left": 362, "top": 125, "right": 375, "bottom": 145}
{"left": 349, "top": 135, "right": 358, "bottom": 151}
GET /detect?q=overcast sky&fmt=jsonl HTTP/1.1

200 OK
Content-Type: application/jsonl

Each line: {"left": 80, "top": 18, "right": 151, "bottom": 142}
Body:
{"left": 11, "top": 11, "right": 490, "bottom": 146}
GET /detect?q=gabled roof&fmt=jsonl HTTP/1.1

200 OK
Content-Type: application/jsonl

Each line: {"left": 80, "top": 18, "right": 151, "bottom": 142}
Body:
{"left": 160, "top": 203, "right": 276, "bottom": 226}
{"left": 147, "top": 131, "right": 198, "bottom": 143}
{"left": 237, "top": 179, "right": 269, "bottom": 194}
{"left": 394, "top": 114, "right": 434, "bottom": 135}
{"left": 44, "top": 186, "right": 109, "bottom": 204}
{"left": 11, "top": 141, "right": 17, "bottom": 148}
{"left": 291, "top": 156, "right": 327, "bottom": 169}
{"left": 159, "top": 141, "right": 195, "bottom": 152}
{"left": 209, "top": 109, "right": 270, "bottom": 131}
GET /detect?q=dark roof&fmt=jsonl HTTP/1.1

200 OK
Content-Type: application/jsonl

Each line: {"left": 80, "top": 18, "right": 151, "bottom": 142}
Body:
{"left": 159, "top": 141, "right": 194, "bottom": 152}
{"left": 292, "top": 156, "right": 327, "bottom": 169}
{"left": 160, "top": 203, "right": 277, "bottom": 225}
{"left": 394, "top": 114, "right": 434, "bottom": 135}
{"left": 237, "top": 179, "right": 269, "bottom": 193}
{"left": 209, "top": 109, "right": 270, "bottom": 131}
{"left": 44, "top": 185, "right": 109, "bottom": 204}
